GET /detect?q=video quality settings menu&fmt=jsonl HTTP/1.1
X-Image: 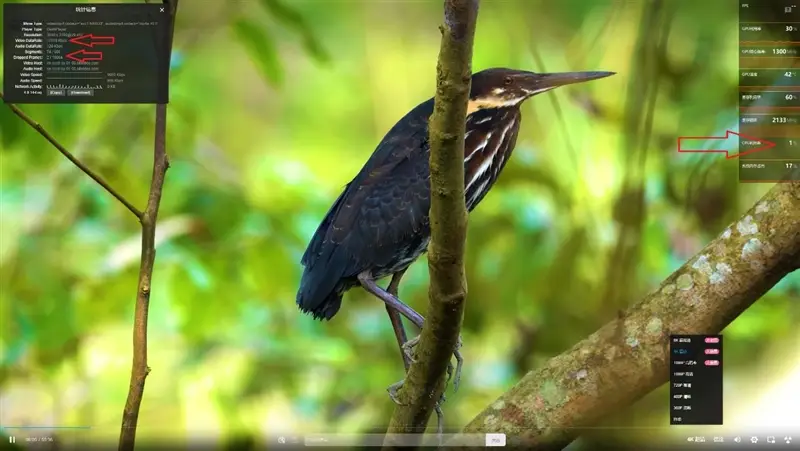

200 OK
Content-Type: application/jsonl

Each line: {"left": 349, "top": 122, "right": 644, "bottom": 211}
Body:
{"left": 2, "top": 3, "right": 170, "bottom": 104}
{"left": 739, "top": 1, "right": 800, "bottom": 182}
{"left": 670, "top": 335, "right": 723, "bottom": 425}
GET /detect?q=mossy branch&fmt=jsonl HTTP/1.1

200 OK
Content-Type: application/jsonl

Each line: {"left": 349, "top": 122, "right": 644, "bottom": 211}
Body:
{"left": 383, "top": 0, "right": 479, "bottom": 445}
{"left": 448, "top": 177, "right": 800, "bottom": 449}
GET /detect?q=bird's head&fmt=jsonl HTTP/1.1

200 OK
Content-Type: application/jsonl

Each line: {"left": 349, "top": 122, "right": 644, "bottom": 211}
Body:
{"left": 467, "top": 68, "right": 614, "bottom": 115}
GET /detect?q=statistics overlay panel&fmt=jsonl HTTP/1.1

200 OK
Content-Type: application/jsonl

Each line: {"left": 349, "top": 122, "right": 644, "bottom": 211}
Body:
{"left": 739, "top": 0, "right": 800, "bottom": 182}
{"left": 2, "top": 3, "right": 170, "bottom": 104}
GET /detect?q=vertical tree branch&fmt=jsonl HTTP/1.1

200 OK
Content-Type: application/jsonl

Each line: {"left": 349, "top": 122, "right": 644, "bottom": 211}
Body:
{"left": 2, "top": 1, "right": 179, "bottom": 447}
{"left": 118, "top": 1, "right": 179, "bottom": 450}
{"left": 383, "top": 0, "right": 479, "bottom": 444}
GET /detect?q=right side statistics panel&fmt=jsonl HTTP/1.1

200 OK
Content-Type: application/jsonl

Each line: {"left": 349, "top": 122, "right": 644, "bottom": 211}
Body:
{"left": 740, "top": 0, "right": 800, "bottom": 182}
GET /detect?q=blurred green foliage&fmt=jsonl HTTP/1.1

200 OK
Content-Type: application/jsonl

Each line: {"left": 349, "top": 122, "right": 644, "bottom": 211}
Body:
{"left": 1, "top": 0, "right": 798, "bottom": 449}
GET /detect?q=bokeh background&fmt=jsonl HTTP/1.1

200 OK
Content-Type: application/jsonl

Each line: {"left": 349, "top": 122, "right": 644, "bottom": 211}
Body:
{"left": 1, "top": 0, "right": 799, "bottom": 449}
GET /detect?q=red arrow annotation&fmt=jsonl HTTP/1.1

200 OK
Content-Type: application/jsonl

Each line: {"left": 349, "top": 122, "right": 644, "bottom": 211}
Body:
{"left": 69, "top": 34, "right": 116, "bottom": 47}
{"left": 677, "top": 130, "right": 776, "bottom": 159}
{"left": 65, "top": 49, "right": 104, "bottom": 63}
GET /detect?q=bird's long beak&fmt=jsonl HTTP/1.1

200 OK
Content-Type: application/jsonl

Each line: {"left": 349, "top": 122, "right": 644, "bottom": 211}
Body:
{"left": 538, "top": 71, "right": 615, "bottom": 87}
{"left": 518, "top": 70, "right": 615, "bottom": 95}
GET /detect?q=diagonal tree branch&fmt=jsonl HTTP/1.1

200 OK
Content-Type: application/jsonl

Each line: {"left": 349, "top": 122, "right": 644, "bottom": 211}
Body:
{"left": 383, "top": 0, "right": 479, "bottom": 445}
{"left": 448, "top": 176, "right": 799, "bottom": 450}
{"left": 0, "top": 92, "right": 144, "bottom": 219}
{"left": 118, "top": 1, "right": 179, "bottom": 450}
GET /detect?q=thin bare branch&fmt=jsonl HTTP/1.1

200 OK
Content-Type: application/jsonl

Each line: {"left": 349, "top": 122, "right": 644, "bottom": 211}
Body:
{"left": 448, "top": 177, "right": 800, "bottom": 449}
{"left": 118, "top": 1, "right": 178, "bottom": 450}
{"left": 117, "top": 105, "right": 169, "bottom": 451}
{"left": 0, "top": 92, "right": 144, "bottom": 219}
{"left": 383, "top": 0, "right": 479, "bottom": 445}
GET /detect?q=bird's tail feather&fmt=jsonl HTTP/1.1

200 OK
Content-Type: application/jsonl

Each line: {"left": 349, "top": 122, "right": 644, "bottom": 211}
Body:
{"left": 296, "top": 251, "right": 349, "bottom": 320}
{"left": 296, "top": 285, "right": 343, "bottom": 321}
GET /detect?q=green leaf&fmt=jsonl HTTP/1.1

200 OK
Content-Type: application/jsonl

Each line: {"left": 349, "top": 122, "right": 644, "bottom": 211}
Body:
{"left": 258, "top": 0, "right": 330, "bottom": 63}
{"left": 299, "top": 34, "right": 330, "bottom": 64}
{"left": 258, "top": 0, "right": 304, "bottom": 30}
{"left": 231, "top": 19, "right": 283, "bottom": 87}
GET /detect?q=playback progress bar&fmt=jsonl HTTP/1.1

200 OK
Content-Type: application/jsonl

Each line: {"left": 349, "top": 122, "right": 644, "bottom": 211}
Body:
{"left": 274, "top": 433, "right": 507, "bottom": 447}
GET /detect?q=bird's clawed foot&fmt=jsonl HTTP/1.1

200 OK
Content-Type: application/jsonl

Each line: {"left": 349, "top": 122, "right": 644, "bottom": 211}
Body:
{"left": 434, "top": 396, "right": 445, "bottom": 438}
{"left": 401, "top": 335, "right": 420, "bottom": 364}
{"left": 401, "top": 334, "right": 464, "bottom": 392}
{"left": 386, "top": 378, "right": 447, "bottom": 438}
{"left": 386, "top": 379, "right": 405, "bottom": 405}
{"left": 386, "top": 331, "right": 463, "bottom": 440}
{"left": 451, "top": 335, "right": 463, "bottom": 392}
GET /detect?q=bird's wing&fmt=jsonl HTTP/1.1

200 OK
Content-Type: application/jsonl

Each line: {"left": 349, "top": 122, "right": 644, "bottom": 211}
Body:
{"left": 300, "top": 183, "right": 349, "bottom": 266}
{"left": 304, "top": 99, "right": 434, "bottom": 278}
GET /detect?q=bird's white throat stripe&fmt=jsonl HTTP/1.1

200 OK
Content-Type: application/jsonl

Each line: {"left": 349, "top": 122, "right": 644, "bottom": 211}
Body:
{"left": 467, "top": 96, "right": 523, "bottom": 115}
{"left": 466, "top": 87, "right": 556, "bottom": 115}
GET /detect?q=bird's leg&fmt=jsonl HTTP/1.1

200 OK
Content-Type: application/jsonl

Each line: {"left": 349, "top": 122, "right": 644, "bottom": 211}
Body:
{"left": 385, "top": 269, "right": 411, "bottom": 371}
{"left": 380, "top": 270, "right": 414, "bottom": 405}
{"left": 386, "top": 268, "right": 407, "bottom": 297}
{"left": 358, "top": 271, "right": 425, "bottom": 328}
{"left": 359, "top": 270, "right": 462, "bottom": 435}
{"left": 359, "top": 271, "right": 464, "bottom": 391}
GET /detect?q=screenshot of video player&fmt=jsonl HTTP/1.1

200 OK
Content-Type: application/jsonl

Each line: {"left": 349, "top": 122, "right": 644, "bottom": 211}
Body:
{"left": 1, "top": 1, "right": 798, "bottom": 450}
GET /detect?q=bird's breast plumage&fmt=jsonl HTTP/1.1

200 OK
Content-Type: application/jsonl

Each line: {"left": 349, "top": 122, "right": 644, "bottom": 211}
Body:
{"left": 463, "top": 107, "right": 521, "bottom": 210}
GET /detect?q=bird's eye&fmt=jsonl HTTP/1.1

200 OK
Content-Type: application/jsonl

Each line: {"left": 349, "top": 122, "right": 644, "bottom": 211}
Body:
{"left": 503, "top": 76, "right": 513, "bottom": 85}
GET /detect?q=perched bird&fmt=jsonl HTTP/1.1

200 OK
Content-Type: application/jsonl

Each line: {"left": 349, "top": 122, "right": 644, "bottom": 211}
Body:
{"left": 296, "top": 67, "right": 614, "bottom": 398}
